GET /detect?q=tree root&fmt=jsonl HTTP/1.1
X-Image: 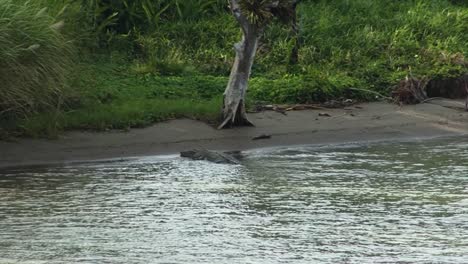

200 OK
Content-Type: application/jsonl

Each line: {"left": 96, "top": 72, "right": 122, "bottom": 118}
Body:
{"left": 392, "top": 74, "right": 468, "bottom": 111}
{"left": 218, "top": 113, "right": 254, "bottom": 129}
{"left": 218, "top": 101, "right": 254, "bottom": 129}
{"left": 392, "top": 76, "right": 430, "bottom": 104}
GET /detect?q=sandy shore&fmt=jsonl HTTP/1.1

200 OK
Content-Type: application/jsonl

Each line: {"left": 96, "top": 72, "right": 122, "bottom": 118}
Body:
{"left": 1, "top": 99, "right": 468, "bottom": 169}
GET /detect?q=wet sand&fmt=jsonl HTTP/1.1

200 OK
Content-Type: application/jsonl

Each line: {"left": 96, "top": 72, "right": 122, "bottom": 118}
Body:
{"left": 1, "top": 99, "right": 468, "bottom": 169}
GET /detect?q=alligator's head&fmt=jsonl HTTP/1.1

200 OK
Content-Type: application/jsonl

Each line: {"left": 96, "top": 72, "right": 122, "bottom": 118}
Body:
{"left": 180, "top": 150, "right": 197, "bottom": 158}
{"left": 180, "top": 149, "right": 207, "bottom": 160}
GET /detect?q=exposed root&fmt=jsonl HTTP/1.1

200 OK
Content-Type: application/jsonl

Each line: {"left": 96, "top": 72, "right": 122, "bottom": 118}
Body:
{"left": 391, "top": 74, "right": 468, "bottom": 111}
{"left": 218, "top": 113, "right": 253, "bottom": 129}
{"left": 392, "top": 76, "right": 429, "bottom": 104}
{"left": 218, "top": 100, "right": 254, "bottom": 129}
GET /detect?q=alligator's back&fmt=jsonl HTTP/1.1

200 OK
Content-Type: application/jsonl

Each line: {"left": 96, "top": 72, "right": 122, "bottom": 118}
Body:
{"left": 180, "top": 149, "right": 240, "bottom": 164}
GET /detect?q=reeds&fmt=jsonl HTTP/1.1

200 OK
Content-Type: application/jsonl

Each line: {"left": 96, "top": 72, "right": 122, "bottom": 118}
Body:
{"left": 0, "top": 0, "right": 72, "bottom": 118}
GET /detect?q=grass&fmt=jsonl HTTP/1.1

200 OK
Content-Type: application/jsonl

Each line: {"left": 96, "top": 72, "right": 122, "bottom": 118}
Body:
{"left": 298, "top": 0, "right": 468, "bottom": 81}
{"left": 19, "top": 98, "right": 222, "bottom": 137}
{"left": 14, "top": 61, "right": 226, "bottom": 137}
{"left": 1, "top": 0, "right": 467, "bottom": 138}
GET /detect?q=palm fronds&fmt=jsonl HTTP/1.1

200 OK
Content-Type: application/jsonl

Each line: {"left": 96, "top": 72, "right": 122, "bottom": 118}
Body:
{"left": 238, "top": 0, "right": 295, "bottom": 26}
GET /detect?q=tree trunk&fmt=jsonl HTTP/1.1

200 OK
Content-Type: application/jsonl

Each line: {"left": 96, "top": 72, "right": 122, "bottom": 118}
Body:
{"left": 464, "top": 75, "right": 468, "bottom": 111}
{"left": 289, "top": 1, "right": 300, "bottom": 65}
{"left": 218, "top": 20, "right": 260, "bottom": 129}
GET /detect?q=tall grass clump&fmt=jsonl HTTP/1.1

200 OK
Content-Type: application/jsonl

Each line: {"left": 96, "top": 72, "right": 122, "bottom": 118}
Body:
{"left": 0, "top": 0, "right": 72, "bottom": 119}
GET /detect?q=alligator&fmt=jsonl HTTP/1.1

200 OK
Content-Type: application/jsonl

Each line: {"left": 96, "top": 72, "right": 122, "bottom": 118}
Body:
{"left": 180, "top": 149, "right": 241, "bottom": 164}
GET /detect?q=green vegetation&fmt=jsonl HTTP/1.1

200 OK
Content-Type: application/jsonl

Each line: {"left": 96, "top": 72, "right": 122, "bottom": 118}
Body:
{"left": 18, "top": 61, "right": 226, "bottom": 137}
{"left": 1, "top": 0, "right": 467, "bottom": 137}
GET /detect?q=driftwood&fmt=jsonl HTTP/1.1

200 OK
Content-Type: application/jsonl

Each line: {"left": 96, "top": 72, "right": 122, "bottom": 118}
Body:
{"left": 252, "top": 134, "right": 272, "bottom": 140}
{"left": 249, "top": 104, "right": 323, "bottom": 115}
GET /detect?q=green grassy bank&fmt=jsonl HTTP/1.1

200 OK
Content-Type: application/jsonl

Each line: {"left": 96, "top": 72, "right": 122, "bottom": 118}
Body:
{"left": 0, "top": 0, "right": 467, "bottom": 138}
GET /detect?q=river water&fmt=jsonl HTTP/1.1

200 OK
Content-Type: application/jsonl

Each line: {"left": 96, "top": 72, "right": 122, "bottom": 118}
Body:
{"left": 1, "top": 137, "right": 468, "bottom": 263}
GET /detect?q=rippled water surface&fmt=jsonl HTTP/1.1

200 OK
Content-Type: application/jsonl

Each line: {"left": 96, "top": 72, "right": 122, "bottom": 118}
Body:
{"left": 1, "top": 137, "right": 468, "bottom": 263}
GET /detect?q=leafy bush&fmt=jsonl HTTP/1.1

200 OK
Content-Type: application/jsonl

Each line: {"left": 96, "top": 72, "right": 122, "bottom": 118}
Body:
{"left": 299, "top": 0, "right": 468, "bottom": 91}
{"left": 249, "top": 71, "right": 360, "bottom": 103}
{"left": 135, "top": 16, "right": 239, "bottom": 75}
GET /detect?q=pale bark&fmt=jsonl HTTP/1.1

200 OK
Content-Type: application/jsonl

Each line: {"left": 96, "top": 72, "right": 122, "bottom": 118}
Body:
{"left": 219, "top": 0, "right": 261, "bottom": 129}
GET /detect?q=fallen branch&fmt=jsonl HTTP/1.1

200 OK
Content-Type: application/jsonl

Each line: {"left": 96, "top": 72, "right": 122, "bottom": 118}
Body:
{"left": 348, "top": 88, "right": 392, "bottom": 101}
{"left": 252, "top": 103, "right": 327, "bottom": 114}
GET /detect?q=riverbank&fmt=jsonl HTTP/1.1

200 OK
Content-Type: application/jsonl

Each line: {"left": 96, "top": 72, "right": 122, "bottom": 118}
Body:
{"left": 1, "top": 99, "right": 468, "bottom": 169}
{"left": 3, "top": 0, "right": 467, "bottom": 139}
